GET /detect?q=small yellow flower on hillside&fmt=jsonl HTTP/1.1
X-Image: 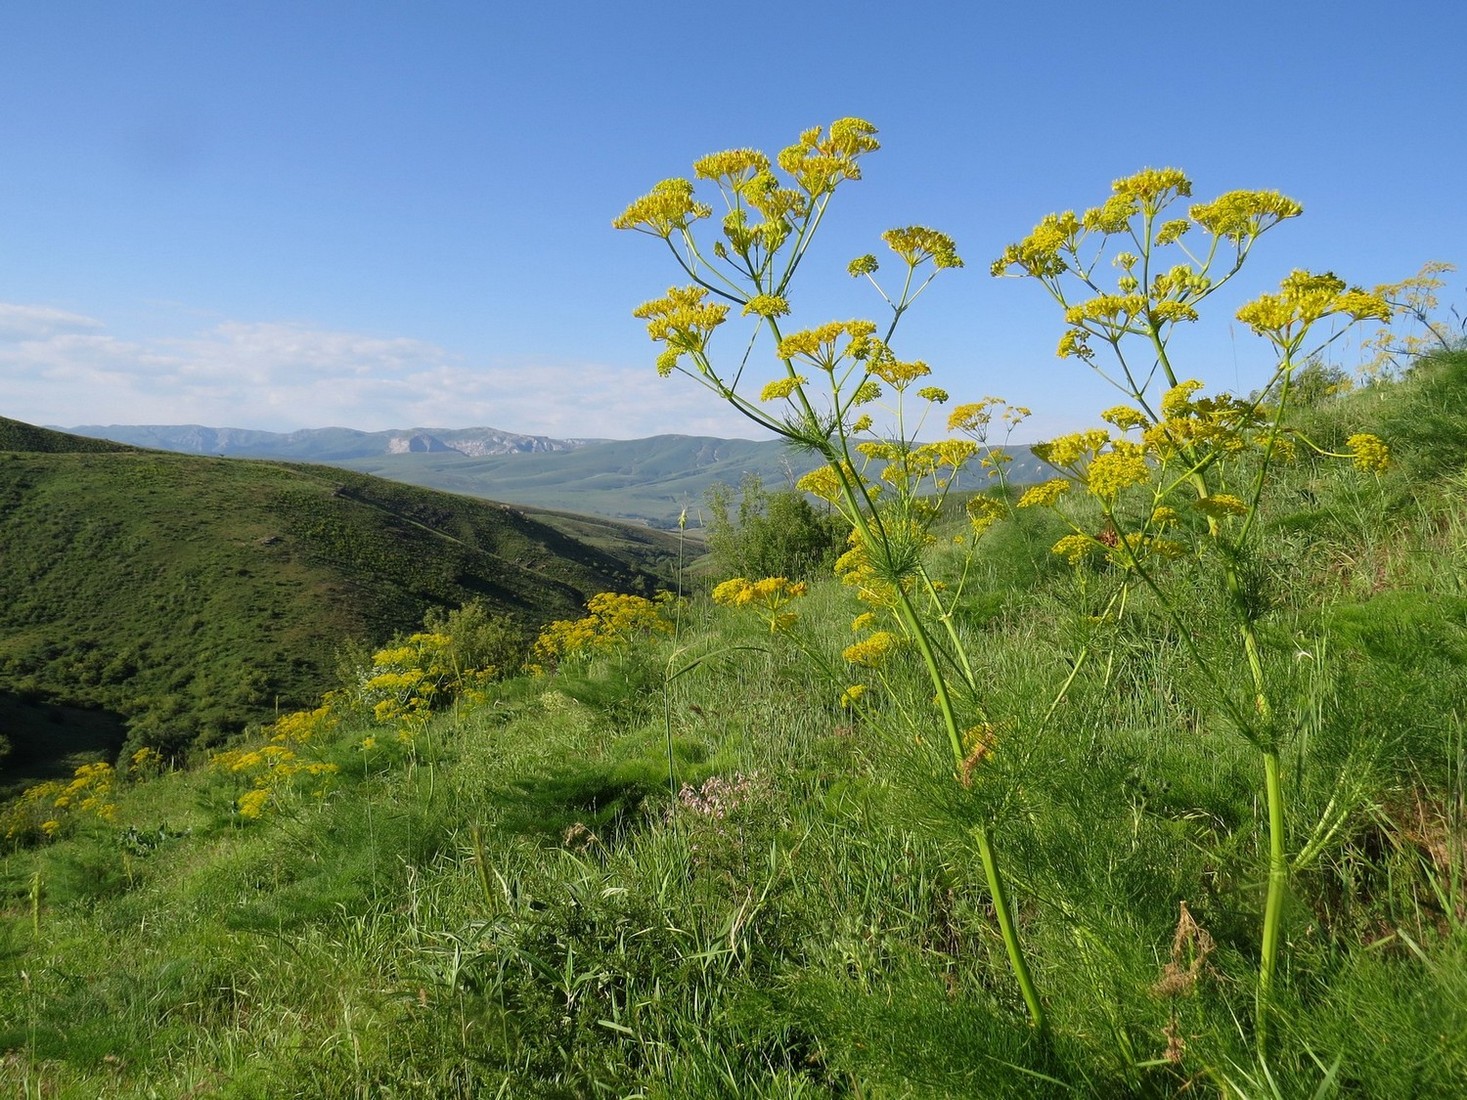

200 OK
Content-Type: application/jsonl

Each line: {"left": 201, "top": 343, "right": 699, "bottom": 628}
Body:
{"left": 1018, "top": 479, "right": 1069, "bottom": 508}
{"left": 1194, "top": 494, "right": 1249, "bottom": 519}
{"left": 1346, "top": 433, "right": 1390, "bottom": 473}
{"left": 1051, "top": 534, "right": 1099, "bottom": 566}
{"left": 842, "top": 630, "right": 897, "bottom": 667}
{"left": 1086, "top": 450, "right": 1151, "bottom": 501}
{"left": 712, "top": 576, "right": 808, "bottom": 633}
{"left": 237, "top": 788, "right": 271, "bottom": 820}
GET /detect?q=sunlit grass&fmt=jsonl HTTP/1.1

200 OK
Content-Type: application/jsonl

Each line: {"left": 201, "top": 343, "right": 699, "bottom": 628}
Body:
{"left": 0, "top": 355, "right": 1465, "bottom": 1095}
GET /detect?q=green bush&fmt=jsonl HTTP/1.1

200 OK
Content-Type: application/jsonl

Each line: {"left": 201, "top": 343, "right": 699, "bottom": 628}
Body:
{"left": 704, "top": 473, "right": 846, "bottom": 581}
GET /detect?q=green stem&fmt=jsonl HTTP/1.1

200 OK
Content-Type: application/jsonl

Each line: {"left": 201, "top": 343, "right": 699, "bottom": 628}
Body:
{"left": 30, "top": 870, "right": 41, "bottom": 938}
{"left": 882, "top": 569, "right": 1042, "bottom": 1031}
{"left": 1257, "top": 748, "right": 1286, "bottom": 1057}
{"left": 975, "top": 823, "right": 1047, "bottom": 1031}
{"left": 664, "top": 675, "right": 678, "bottom": 799}
{"left": 890, "top": 588, "right": 967, "bottom": 764}
{"left": 918, "top": 565, "right": 979, "bottom": 691}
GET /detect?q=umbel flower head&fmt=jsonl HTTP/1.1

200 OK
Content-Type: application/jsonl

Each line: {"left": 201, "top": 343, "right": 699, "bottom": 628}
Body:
{"left": 1346, "top": 433, "right": 1390, "bottom": 473}
{"left": 633, "top": 285, "right": 730, "bottom": 375}
{"left": 776, "top": 117, "right": 880, "bottom": 196}
{"left": 882, "top": 226, "right": 963, "bottom": 270}
{"left": 990, "top": 169, "right": 1313, "bottom": 370}
{"left": 1236, "top": 270, "right": 1393, "bottom": 352}
{"left": 843, "top": 630, "right": 897, "bottom": 667}
{"left": 613, "top": 178, "right": 712, "bottom": 237}
{"left": 712, "top": 575, "right": 808, "bottom": 632}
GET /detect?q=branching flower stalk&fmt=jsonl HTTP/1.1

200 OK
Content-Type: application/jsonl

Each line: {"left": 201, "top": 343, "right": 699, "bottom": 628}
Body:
{"left": 994, "top": 168, "right": 1393, "bottom": 1055}
{"left": 1360, "top": 260, "right": 1462, "bottom": 378}
{"left": 617, "top": 119, "right": 1045, "bottom": 1029}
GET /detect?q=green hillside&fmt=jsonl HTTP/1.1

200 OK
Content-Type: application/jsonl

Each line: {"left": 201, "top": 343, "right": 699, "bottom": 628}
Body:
{"left": 1, "top": 356, "right": 1465, "bottom": 1097}
{"left": 0, "top": 419, "right": 681, "bottom": 788}
{"left": 0, "top": 419, "right": 139, "bottom": 455}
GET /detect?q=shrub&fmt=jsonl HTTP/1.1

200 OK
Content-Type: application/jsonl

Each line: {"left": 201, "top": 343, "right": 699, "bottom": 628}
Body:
{"left": 704, "top": 473, "right": 846, "bottom": 580}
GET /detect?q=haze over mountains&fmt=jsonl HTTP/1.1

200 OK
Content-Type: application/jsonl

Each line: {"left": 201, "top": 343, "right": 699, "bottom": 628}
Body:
{"left": 64, "top": 424, "right": 592, "bottom": 461}
{"left": 64, "top": 423, "right": 1048, "bottom": 527}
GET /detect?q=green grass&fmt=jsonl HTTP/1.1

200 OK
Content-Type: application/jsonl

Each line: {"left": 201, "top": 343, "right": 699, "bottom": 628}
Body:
{"left": 1, "top": 356, "right": 1465, "bottom": 1096}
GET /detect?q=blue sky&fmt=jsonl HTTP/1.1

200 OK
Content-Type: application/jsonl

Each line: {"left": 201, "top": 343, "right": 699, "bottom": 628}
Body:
{"left": 2, "top": 1, "right": 1463, "bottom": 441}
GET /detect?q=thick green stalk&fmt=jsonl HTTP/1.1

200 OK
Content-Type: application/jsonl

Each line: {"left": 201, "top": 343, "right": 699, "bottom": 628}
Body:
{"left": 832, "top": 473, "right": 1041, "bottom": 1029}
{"left": 891, "top": 578, "right": 1043, "bottom": 1031}
{"left": 1257, "top": 748, "right": 1286, "bottom": 1057}
{"left": 975, "top": 823, "right": 1046, "bottom": 1031}
{"left": 1217, "top": 527, "right": 1289, "bottom": 1058}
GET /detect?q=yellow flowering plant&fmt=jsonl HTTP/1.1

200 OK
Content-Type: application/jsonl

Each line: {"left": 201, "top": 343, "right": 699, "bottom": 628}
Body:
{"left": 210, "top": 706, "right": 341, "bottom": 820}
{"left": 1359, "top": 260, "right": 1462, "bottom": 378}
{"left": 996, "top": 167, "right": 1393, "bottom": 1053}
{"left": 618, "top": 119, "right": 1044, "bottom": 1029}
{"left": 529, "top": 592, "right": 673, "bottom": 674}
{"left": 1, "top": 761, "right": 119, "bottom": 846}
{"left": 710, "top": 575, "right": 809, "bottom": 634}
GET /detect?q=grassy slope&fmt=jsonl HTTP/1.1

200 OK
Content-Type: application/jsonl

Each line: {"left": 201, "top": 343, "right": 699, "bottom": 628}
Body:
{"left": 0, "top": 419, "right": 681, "bottom": 786}
{"left": 2, "top": 357, "right": 1466, "bottom": 1096}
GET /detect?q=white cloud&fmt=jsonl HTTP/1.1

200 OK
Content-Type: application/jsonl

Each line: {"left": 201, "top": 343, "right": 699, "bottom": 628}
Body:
{"left": 0, "top": 304, "right": 766, "bottom": 439}
{"left": 0, "top": 303, "right": 104, "bottom": 341}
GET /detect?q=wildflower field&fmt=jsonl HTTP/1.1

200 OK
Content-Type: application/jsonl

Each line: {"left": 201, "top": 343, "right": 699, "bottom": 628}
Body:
{"left": 2, "top": 120, "right": 1465, "bottom": 1097}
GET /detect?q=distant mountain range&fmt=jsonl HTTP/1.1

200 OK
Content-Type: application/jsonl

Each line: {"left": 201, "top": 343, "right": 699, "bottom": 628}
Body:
{"left": 63, "top": 423, "right": 593, "bottom": 460}
{"left": 63, "top": 423, "right": 1049, "bottom": 527}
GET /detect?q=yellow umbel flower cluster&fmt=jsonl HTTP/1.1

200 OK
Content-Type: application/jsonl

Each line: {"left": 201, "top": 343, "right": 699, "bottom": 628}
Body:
{"left": 881, "top": 226, "right": 963, "bottom": 270}
{"left": 1359, "top": 261, "right": 1458, "bottom": 377}
{"left": 776, "top": 117, "right": 880, "bottom": 197}
{"left": 1236, "top": 270, "right": 1393, "bottom": 353}
{"left": 2, "top": 761, "right": 119, "bottom": 843}
{"left": 759, "top": 375, "right": 807, "bottom": 402}
{"left": 1189, "top": 189, "right": 1302, "bottom": 242}
{"left": 1346, "top": 433, "right": 1391, "bottom": 473}
{"left": 869, "top": 355, "right": 931, "bottom": 389}
{"left": 797, "top": 462, "right": 867, "bottom": 508}
{"left": 990, "top": 211, "right": 1080, "bottom": 279}
{"left": 633, "top": 286, "right": 730, "bottom": 376}
{"left": 269, "top": 703, "right": 340, "bottom": 745}
{"left": 1086, "top": 448, "right": 1151, "bottom": 501}
{"left": 531, "top": 592, "right": 672, "bottom": 673}
{"left": 842, "top": 630, "right": 898, "bottom": 667}
{"left": 711, "top": 576, "right": 808, "bottom": 633}
{"left": 742, "top": 294, "right": 791, "bottom": 319}
{"left": 991, "top": 169, "right": 1322, "bottom": 375}
{"left": 613, "top": 178, "right": 712, "bottom": 237}
{"left": 211, "top": 733, "right": 338, "bottom": 821}
{"left": 775, "top": 319, "right": 879, "bottom": 371}
{"left": 1018, "top": 479, "right": 1070, "bottom": 508}
{"left": 359, "top": 632, "right": 462, "bottom": 724}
